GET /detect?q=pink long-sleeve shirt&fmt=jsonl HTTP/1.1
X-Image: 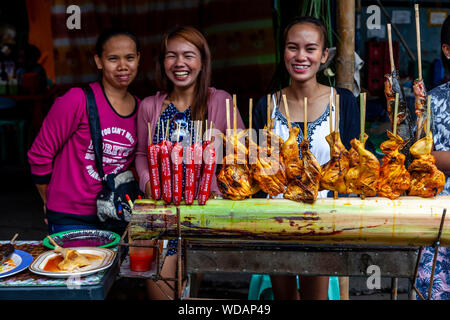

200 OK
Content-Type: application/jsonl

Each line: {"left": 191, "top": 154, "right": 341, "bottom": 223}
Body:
{"left": 136, "top": 87, "right": 245, "bottom": 195}
{"left": 28, "top": 82, "right": 139, "bottom": 224}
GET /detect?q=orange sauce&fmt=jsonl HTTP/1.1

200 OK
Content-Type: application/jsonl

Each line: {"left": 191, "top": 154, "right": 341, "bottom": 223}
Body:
{"left": 44, "top": 253, "right": 101, "bottom": 272}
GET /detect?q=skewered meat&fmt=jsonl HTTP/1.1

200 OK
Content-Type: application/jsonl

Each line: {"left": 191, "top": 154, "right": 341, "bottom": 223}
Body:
{"left": 412, "top": 79, "right": 428, "bottom": 140}
{"left": 281, "top": 126, "right": 303, "bottom": 180}
{"left": 384, "top": 71, "right": 415, "bottom": 166}
{"left": 408, "top": 133, "right": 445, "bottom": 197}
{"left": 320, "top": 131, "right": 350, "bottom": 194}
{"left": 378, "top": 131, "right": 411, "bottom": 199}
{"left": 284, "top": 139, "right": 322, "bottom": 203}
{"left": 345, "top": 134, "right": 380, "bottom": 196}
{"left": 250, "top": 128, "right": 287, "bottom": 197}
{"left": 217, "top": 132, "right": 254, "bottom": 200}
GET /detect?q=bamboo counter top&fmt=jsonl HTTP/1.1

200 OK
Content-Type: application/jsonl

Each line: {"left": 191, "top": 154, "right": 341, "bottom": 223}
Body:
{"left": 129, "top": 196, "right": 450, "bottom": 247}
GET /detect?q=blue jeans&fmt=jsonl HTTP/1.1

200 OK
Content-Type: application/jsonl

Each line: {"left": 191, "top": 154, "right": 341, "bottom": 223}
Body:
{"left": 48, "top": 223, "right": 98, "bottom": 235}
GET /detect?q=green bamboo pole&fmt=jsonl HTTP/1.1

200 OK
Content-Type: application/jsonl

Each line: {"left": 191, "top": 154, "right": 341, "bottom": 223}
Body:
{"left": 130, "top": 198, "right": 450, "bottom": 246}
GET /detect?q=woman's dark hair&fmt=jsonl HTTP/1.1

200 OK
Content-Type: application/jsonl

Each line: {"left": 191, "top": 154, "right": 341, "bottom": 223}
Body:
{"left": 95, "top": 28, "right": 140, "bottom": 57}
{"left": 441, "top": 15, "right": 450, "bottom": 74}
{"left": 156, "top": 26, "right": 211, "bottom": 123}
{"left": 268, "top": 16, "right": 329, "bottom": 93}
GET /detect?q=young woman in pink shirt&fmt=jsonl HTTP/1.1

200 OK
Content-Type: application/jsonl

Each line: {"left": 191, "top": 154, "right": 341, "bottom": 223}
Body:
{"left": 136, "top": 26, "right": 244, "bottom": 299}
{"left": 28, "top": 29, "right": 141, "bottom": 234}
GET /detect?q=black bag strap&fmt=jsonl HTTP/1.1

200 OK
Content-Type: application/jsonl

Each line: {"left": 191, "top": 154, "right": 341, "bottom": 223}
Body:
{"left": 83, "top": 86, "right": 105, "bottom": 179}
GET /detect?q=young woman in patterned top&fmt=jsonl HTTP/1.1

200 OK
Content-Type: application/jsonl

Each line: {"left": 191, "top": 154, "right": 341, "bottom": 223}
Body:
{"left": 252, "top": 17, "right": 360, "bottom": 300}
{"left": 136, "top": 26, "right": 244, "bottom": 299}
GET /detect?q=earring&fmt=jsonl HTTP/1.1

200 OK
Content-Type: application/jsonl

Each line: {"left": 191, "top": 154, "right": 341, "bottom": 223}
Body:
{"left": 447, "top": 56, "right": 450, "bottom": 60}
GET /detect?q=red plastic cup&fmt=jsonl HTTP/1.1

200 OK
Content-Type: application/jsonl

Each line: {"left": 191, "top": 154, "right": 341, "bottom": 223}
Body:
{"left": 129, "top": 240, "right": 156, "bottom": 272}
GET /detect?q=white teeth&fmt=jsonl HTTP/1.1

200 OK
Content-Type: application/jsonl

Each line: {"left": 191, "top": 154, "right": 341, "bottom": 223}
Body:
{"left": 174, "top": 72, "right": 189, "bottom": 76}
{"left": 293, "top": 65, "right": 310, "bottom": 70}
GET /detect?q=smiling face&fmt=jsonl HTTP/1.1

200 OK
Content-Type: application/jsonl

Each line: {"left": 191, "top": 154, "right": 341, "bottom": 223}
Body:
{"left": 163, "top": 37, "right": 202, "bottom": 90}
{"left": 284, "top": 23, "right": 328, "bottom": 84}
{"left": 94, "top": 34, "right": 140, "bottom": 89}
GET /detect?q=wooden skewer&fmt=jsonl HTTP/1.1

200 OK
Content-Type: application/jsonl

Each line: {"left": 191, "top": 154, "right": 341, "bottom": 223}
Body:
{"left": 209, "top": 121, "right": 213, "bottom": 141}
{"left": 233, "top": 96, "right": 237, "bottom": 137}
{"left": 157, "top": 120, "right": 160, "bottom": 144}
{"left": 415, "top": 4, "right": 423, "bottom": 81}
{"left": 166, "top": 119, "right": 170, "bottom": 142}
{"left": 304, "top": 97, "right": 308, "bottom": 139}
{"left": 335, "top": 94, "right": 340, "bottom": 133}
{"left": 282, "top": 94, "right": 292, "bottom": 130}
{"left": 267, "top": 94, "right": 271, "bottom": 129}
{"left": 226, "top": 99, "right": 230, "bottom": 133}
{"left": 387, "top": 24, "right": 395, "bottom": 72}
{"left": 360, "top": 93, "right": 366, "bottom": 142}
{"left": 360, "top": 92, "right": 367, "bottom": 200}
{"left": 161, "top": 121, "right": 165, "bottom": 142}
{"left": 393, "top": 93, "right": 399, "bottom": 135}
{"left": 47, "top": 235, "right": 60, "bottom": 249}
{"left": 10, "top": 233, "right": 19, "bottom": 244}
{"left": 334, "top": 95, "right": 340, "bottom": 200}
{"left": 426, "top": 95, "right": 431, "bottom": 136}
{"left": 148, "top": 122, "right": 152, "bottom": 146}
{"left": 329, "top": 93, "right": 333, "bottom": 134}
{"left": 249, "top": 98, "right": 253, "bottom": 142}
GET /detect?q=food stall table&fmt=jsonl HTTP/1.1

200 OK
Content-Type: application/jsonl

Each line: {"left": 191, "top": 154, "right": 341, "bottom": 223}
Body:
{"left": 0, "top": 241, "right": 120, "bottom": 300}
{"left": 126, "top": 197, "right": 449, "bottom": 300}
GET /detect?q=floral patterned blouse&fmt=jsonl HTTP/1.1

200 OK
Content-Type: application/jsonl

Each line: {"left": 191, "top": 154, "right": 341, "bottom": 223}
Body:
{"left": 431, "top": 81, "right": 450, "bottom": 195}
{"left": 416, "top": 81, "right": 450, "bottom": 300}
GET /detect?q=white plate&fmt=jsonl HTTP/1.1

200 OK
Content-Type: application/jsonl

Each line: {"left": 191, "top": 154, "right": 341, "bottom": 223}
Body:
{"left": 28, "top": 247, "right": 116, "bottom": 278}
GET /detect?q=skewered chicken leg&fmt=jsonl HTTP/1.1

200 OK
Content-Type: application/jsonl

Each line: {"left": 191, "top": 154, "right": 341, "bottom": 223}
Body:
{"left": 320, "top": 131, "right": 350, "bottom": 194}
{"left": 378, "top": 131, "right": 411, "bottom": 199}
{"left": 408, "top": 133, "right": 445, "bottom": 197}
{"left": 345, "top": 134, "right": 380, "bottom": 196}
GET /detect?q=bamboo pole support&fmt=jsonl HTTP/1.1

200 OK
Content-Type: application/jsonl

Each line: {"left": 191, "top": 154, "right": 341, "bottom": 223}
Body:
{"left": 336, "top": 0, "right": 355, "bottom": 92}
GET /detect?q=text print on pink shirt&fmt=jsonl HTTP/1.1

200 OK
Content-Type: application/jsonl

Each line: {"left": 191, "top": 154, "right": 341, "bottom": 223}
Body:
{"left": 84, "top": 126, "right": 136, "bottom": 181}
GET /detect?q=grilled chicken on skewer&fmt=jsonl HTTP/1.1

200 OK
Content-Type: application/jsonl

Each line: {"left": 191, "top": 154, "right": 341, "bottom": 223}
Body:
{"left": 250, "top": 127, "right": 287, "bottom": 197}
{"left": 345, "top": 134, "right": 380, "bottom": 197}
{"left": 412, "top": 79, "right": 428, "bottom": 140}
{"left": 384, "top": 71, "right": 415, "bottom": 166}
{"left": 217, "top": 132, "right": 254, "bottom": 200}
{"left": 320, "top": 131, "right": 350, "bottom": 194}
{"left": 284, "top": 138, "right": 321, "bottom": 203}
{"left": 378, "top": 131, "right": 411, "bottom": 200}
{"left": 217, "top": 98, "right": 256, "bottom": 200}
{"left": 408, "top": 133, "right": 445, "bottom": 198}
